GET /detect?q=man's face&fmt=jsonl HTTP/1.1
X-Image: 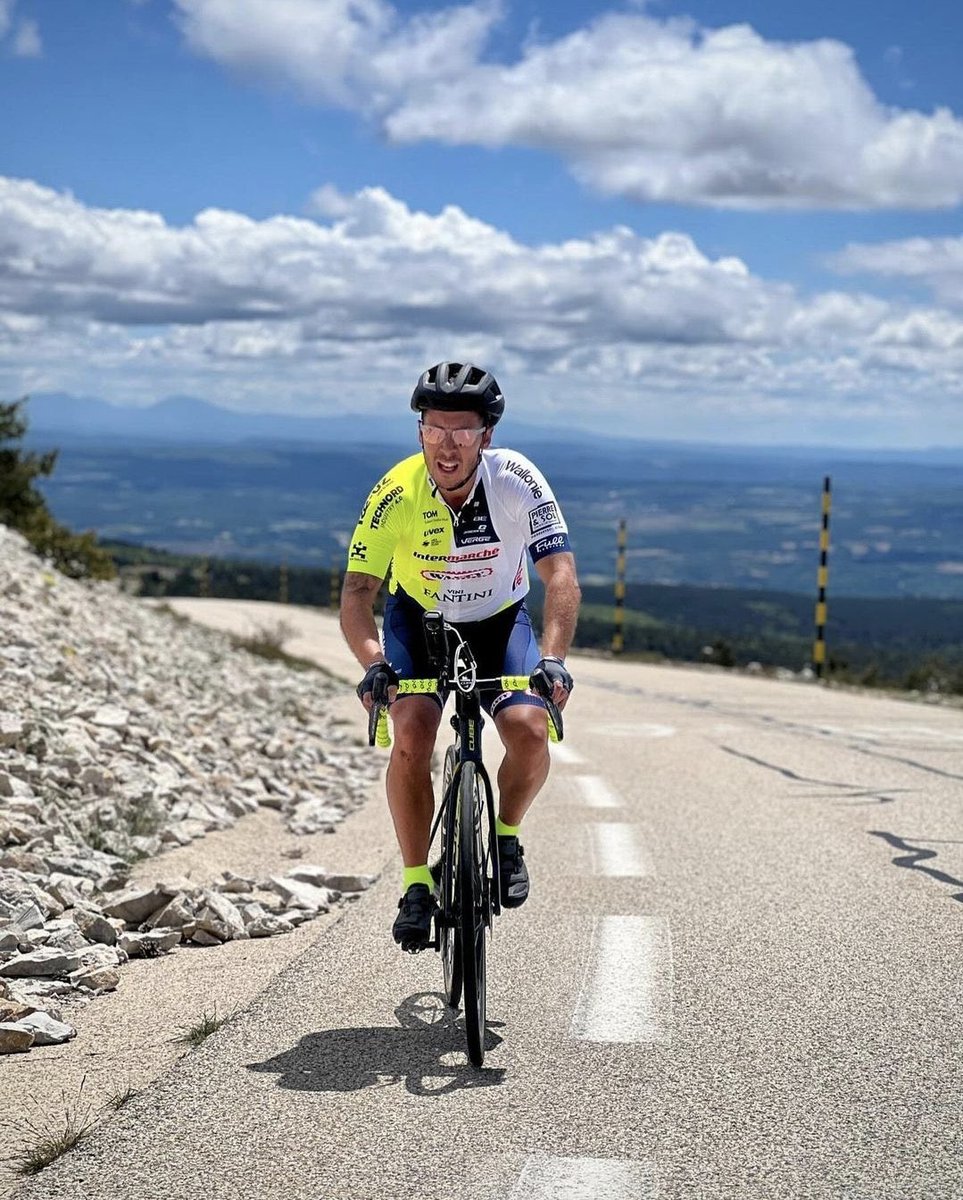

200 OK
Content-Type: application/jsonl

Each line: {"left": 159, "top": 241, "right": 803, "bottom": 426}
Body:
{"left": 418, "top": 410, "right": 493, "bottom": 494}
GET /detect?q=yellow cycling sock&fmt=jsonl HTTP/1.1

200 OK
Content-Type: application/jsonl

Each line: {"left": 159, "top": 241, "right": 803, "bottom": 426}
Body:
{"left": 496, "top": 817, "right": 520, "bottom": 837}
{"left": 403, "top": 865, "right": 434, "bottom": 891}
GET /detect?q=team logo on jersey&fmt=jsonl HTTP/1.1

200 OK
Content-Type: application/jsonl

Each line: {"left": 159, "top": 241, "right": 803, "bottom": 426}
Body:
{"left": 505, "top": 460, "right": 543, "bottom": 499}
{"left": 421, "top": 567, "right": 494, "bottom": 583}
{"left": 423, "top": 585, "right": 495, "bottom": 604}
{"left": 513, "top": 551, "right": 525, "bottom": 589}
{"left": 423, "top": 526, "right": 445, "bottom": 536}
{"left": 453, "top": 482, "right": 496, "bottom": 548}
{"left": 532, "top": 533, "right": 569, "bottom": 556}
{"left": 350, "top": 541, "right": 368, "bottom": 561}
{"left": 368, "top": 486, "right": 404, "bottom": 530}
{"left": 529, "top": 501, "right": 561, "bottom": 536}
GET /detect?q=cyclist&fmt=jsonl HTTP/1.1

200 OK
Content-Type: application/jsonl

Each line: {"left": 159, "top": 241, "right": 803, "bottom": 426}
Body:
{"left": 340, "top": 362, "right": 580, "bottom": 951}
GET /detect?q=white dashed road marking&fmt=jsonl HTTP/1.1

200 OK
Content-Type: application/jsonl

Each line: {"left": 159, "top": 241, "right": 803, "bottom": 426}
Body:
{"left": 550, "top": 742, "right": 585, "bottom": 765}
{"left": 589, "top": 823, "right": 652, "bottom": 877}
{"left": 571, "top": 915, "right": 673, "bottom": 1044}
{"left": 586, "top": 722, "right": 676, "bottom": 739}
{"left": 575, "top": 775, "right": 622, "bottom": 809}
{"left": 510, "top": 1155, "right": 659, "bottom": 1199}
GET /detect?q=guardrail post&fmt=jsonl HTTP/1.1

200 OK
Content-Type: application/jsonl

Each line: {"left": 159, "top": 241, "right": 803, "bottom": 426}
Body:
{"left": 612, "top": 519, "right": 627, "bottom": 655}
{"left": 812, "top": 476, "right": 831, "bottom": 678}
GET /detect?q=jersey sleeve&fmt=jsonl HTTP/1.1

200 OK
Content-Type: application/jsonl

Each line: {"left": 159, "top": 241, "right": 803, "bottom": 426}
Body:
{"left": 499, "top": 452, "right": 572, "bottom": 563}
{"left": 345, "top": 471, "right": 408, "bottom": 579}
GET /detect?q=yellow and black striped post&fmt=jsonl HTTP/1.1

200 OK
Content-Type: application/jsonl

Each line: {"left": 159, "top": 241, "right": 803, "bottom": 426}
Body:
{"left": 330, "top": 554, "right": 341, "bottom": 610}
{"left": 812, "top": 476, "right": 832, "bottom": 678}
{"left": 612, "top": 519, "right": 627, "bottom": 655}
{"left": 279, "top": 558, "right": 289, "bottom": 605}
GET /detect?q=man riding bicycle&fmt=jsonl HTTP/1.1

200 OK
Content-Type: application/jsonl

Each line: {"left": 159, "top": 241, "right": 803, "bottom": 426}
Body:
{"left": 340, "top": 362, "right": 581, "bottom": 951}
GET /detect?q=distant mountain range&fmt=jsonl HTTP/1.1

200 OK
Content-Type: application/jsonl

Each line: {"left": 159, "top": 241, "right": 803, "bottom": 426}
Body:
{"left": 19, "top": 392, "right": 963, "bottom": 599}
{"left": 22, "top": 391, "right": 963, "bottom": 464}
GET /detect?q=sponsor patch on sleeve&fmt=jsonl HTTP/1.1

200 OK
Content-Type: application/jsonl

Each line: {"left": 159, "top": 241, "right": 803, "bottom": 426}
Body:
{"left": 530, "top": 531, "right": 571, "bottom": 561}
{"left": 529, "top": 501, "right": 563, "bottom": 536}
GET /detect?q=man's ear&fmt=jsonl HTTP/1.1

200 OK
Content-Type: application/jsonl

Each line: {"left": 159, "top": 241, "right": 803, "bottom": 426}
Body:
{"left": 482, "top": 425, "right": 494, "bottom": 449}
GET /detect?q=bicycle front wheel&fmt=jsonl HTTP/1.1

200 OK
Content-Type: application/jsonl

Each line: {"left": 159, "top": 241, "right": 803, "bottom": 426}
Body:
{"left": 440, "top": 744, "right": 462, "bottom": 1009}
{"left": 458, "top": 761, "right": 489, "bottom": 1067}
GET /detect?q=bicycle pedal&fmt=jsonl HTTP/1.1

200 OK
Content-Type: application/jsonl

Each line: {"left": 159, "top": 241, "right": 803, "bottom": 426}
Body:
{"left": 402, "top": 939, "right": 430, "bottom": 955}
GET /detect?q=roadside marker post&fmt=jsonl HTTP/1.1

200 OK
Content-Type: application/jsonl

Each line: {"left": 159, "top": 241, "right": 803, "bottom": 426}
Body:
{"left": 279, "top": 558, "right": 289, "bottom": 605}
{"left": 612, "top": 519, "right": 627, "bottom": 655}
{"left": 812, "top": 477, "right": 832, "bottom": 679}
{"left": 198, "top": 558, "right": 210, "bottom": 599}
{"left": 330, "top": 555, "right": 341, "bottom": 610}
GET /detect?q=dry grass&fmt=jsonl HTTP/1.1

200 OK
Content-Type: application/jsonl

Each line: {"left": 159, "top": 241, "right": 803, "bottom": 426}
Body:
{"left": 174, "top": 1004, "right": 234, "bottom": 1048}
{"left": 1, "top": 1079, "right": 96, "bottom": 1177}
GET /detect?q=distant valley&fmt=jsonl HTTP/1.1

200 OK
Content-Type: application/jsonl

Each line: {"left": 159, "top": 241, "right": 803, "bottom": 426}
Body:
{"left": 24, "top": 392, "right": 963, "bottom": 600}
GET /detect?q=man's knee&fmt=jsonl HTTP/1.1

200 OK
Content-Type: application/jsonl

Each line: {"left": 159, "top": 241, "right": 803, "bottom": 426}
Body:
{"left": 390, "top": 700, "right": 441, "bottom": 767}
{"left": 497, "top": 706, "right": 549, "bottom": 760}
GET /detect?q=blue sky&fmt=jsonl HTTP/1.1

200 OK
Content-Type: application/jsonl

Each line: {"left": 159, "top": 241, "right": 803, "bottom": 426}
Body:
{"left": 2, "top": 0, "right": 963, "bottom": 447}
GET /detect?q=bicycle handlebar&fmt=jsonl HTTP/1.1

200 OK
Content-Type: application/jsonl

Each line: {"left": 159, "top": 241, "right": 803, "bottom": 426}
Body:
{"left": 366, "top": 674, "right": 564, "bottom": 748}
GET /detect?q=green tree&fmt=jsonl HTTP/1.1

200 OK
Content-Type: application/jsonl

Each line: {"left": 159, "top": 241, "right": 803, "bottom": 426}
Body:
{"left": 0, "top": 397, "right": 115, "bottom": 580}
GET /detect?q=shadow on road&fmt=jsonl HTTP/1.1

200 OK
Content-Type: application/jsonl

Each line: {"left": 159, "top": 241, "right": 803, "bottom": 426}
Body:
{"left": 869, "top": 831, "right": 963, "bottom": 904}
{"left": 247, "top": 992, "right": 506, "bottom": 1096}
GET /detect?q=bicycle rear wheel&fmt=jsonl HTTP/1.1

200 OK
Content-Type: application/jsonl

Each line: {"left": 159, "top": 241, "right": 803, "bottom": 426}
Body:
{"left": 458, "top": 761, "right": 489, "bottom": 1067}
{"left": 440, "top": 745, "right": 462, "bottom": 1009}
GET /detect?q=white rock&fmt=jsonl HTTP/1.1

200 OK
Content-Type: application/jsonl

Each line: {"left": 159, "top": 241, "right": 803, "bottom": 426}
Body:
{"left": 286, "top": 799, "right": 343, "bottom": 836}
{"left": 102, "top": 885, "right": 176, "bottom": 925}
{"left": 0, "top": 1022, "right": 34, "bottom": 1053}
{"left": 0, "top": 714, "right": 25, "bottom": 748}
{"left": 12, "top": 1010, "right": 76, "bottom": 1045}
{"left": 69, "top": 965, "right": 119, "bottom": 993}
{"left": 265, "top": 876, "right": 334, "bottom": 912}
{"left": 89, "top": 705, "right": 130, "bottom": 729}
{"left": 0, "top": 771, "right": 34, "bottom": 798}
{"left": 0, "top": 947, "right": 87, "bottom": 977}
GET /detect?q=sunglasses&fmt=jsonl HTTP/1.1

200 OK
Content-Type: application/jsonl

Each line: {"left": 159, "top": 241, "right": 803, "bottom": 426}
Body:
{"left": 419, "top": 421, "right": 486, "bottom": 448}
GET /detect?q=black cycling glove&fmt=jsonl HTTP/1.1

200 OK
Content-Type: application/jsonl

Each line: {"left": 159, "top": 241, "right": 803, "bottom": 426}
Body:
{"left": 356, "top": 661, "right": 400, "bottom": 705}
{"left": 530, "top": 656, "right": 574, "bottom": 698}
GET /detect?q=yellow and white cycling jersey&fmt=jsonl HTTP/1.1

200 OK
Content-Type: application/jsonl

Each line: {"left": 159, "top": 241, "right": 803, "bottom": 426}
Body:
{"left": 346, "top": 449, "right": 572, "bottom": 622}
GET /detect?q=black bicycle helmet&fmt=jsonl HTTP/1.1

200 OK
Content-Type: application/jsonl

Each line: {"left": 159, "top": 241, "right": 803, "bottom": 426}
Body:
{"left": 410, "top": 361, "right": 505, "bottom": 426}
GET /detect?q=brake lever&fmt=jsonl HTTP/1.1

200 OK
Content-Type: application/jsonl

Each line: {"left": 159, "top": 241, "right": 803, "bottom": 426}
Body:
{"left": 367, "top": 701, "right": 382, "bottom": 747}
{"left": 529, "top": 668, "right": 565, "bottom": 742}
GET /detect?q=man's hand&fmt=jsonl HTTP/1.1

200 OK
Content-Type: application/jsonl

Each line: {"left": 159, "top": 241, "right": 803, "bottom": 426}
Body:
{"left": 356, "top": 661, "right": 400, "bottom": 711}
{"left": 530, "top": 656, "right": 574, "bottom": 710}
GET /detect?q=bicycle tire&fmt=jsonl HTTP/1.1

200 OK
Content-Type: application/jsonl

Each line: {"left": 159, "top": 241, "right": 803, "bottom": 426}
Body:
{"left": 440, "top": 745, "right": 462, "bottom": 1009}
{"left": 458, "top": 761, "right": 488, "bottom": 1067}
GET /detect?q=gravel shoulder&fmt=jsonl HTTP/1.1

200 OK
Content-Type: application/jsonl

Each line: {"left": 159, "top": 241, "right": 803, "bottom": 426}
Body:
{"left": 1, "top": 597, "right": 395, "bottom": 1196}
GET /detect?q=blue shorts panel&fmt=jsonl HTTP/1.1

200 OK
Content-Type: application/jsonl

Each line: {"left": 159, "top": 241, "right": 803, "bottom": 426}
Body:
{"left": 382, "top": 589, "right": 544, "bottom": 717}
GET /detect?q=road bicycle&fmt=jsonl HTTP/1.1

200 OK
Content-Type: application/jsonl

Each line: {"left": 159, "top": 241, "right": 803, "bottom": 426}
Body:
{"left": 368, "top": 610, "right": 563, "bottom": 1067}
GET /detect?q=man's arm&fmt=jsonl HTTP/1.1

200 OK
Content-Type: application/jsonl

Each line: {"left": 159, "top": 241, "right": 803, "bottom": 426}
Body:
{"left": 534, "top": 550, "right": 581, "bottom": 659}
{"left": 340, "top": 571, "right": 386, "bottom": 668}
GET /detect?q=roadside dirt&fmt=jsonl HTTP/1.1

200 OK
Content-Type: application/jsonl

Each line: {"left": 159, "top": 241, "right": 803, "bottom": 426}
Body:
{"left": 1, "top": 602, "right": 396, "bottom": 1196}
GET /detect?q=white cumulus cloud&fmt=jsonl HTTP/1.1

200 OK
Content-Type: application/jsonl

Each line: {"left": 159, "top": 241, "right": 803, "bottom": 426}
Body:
{"left": 172, "top": 0, "right": 963, "bottom": 210}
{"left": 832, "top": 236, "right": 963, "bottom": 308}
{"left": 2, "top": 175, "right": 963, "bottom": 443}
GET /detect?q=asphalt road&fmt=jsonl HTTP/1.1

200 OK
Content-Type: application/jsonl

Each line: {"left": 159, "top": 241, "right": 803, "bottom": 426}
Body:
{"left": 15, "top": 605, "right": 963, "bottom": 1200}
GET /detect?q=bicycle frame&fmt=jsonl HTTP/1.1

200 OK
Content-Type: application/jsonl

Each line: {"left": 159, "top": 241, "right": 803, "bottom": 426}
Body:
{"left": 365, "top": 611, "right": 564, "bottom": 1065}
{"left": 428, "top": 680, "right": 502, "bottom": 940}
